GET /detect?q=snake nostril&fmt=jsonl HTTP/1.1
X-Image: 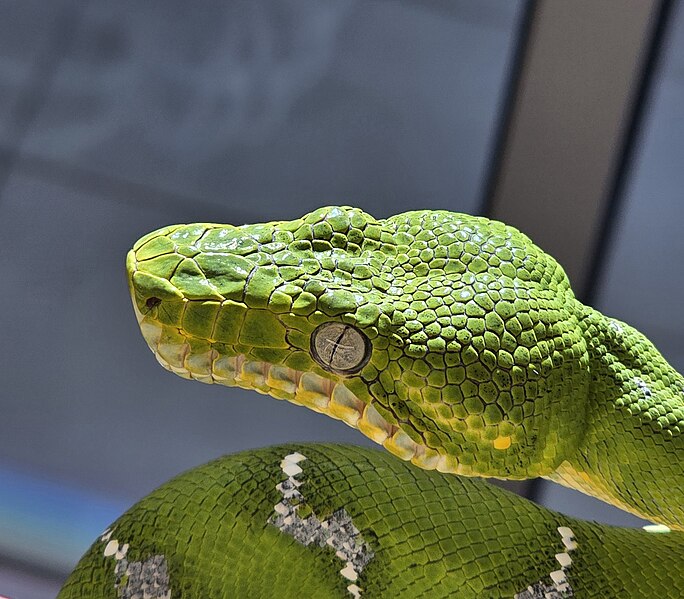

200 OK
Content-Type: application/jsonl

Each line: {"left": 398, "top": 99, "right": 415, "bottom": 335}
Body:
{"left": 145, "top": 297, "right": 162, "bottom": 309}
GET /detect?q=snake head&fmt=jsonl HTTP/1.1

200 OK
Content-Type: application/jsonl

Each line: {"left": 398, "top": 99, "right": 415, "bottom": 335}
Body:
{"left": 127, "top": 206, "right": 591, "bottom": 479}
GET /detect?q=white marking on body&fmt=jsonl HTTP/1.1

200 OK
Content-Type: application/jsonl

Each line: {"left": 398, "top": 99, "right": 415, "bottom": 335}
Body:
{"left": 562, "top": 537, "right": 577, "bottom": 551}
{"left": 514, "top": 526, "right": 577, "bottom": 598}
{"left": 609, "top": 320, "right": 624, "bottom": 334}
{"left": 270, "top": 451, "right": 374, "bottom": 597}
{"left": 555, "top": 552, "right": 572, "bottom": 568}
{"left": 114, "top": 555, "right": 171, "bottom": 599}
{"left": 100, "top": 529, "right": 171, "bottom": 598}
{"left": 104, "top": 540, "right": 120, "bottom": 557}
{"left": 286, "top": 452, "right": 307, "bottom": 463}
{"left": 115, "top": 543, "right": 129, "bottom": 561}
{"left": 643, "top": 524, "right": 671, "bottom": 533}
{"left": 282, "top": 462, "right": 303, "bottom": 477}
{"left": 634, "top": 377, "right": 652, "bottom": 398}
{"left": 340, "top": 562, "right": 358, "bottom": 581}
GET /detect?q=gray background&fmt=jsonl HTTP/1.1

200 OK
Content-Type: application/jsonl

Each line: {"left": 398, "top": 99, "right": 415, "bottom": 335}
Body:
{"left": 0, "top": 1, "right": 682, "bottom": 596}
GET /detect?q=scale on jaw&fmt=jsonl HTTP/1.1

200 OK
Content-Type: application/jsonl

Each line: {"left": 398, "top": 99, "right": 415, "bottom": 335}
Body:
{"left": 134, "top": 300, "right": 479, "bottom": 476}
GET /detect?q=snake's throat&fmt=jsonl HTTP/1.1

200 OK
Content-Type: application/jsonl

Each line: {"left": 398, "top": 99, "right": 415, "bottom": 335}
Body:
{"left": 135, "top": 311, "right": 474, "bottom": 475}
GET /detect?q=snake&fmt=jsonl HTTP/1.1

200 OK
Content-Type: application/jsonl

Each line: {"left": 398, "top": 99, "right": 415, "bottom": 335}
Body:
{"left": 58, "top": 206, "right": 684, "bottom": 598}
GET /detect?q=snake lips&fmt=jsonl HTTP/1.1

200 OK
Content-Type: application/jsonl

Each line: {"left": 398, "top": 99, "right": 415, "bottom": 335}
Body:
{"left": 126, "top": 207, "right": 683, "bottom": 530}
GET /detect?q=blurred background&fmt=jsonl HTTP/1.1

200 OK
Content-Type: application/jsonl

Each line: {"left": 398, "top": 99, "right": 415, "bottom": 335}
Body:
{"left": 1, "top": 0, "right": 682, "bottom": 596}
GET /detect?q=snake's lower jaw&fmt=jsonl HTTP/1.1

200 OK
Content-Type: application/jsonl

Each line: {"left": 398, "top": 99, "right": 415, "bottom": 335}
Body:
{"left": 134, "top": 312, "right": 472, "bottom": 475}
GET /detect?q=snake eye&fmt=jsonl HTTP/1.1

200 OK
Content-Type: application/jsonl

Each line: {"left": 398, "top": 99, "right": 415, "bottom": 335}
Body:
{"left": 311, "top": 323, "right": 371, "bottom": 375}
{"left": 145, "top": 297, "right": 162, "bottom": 309}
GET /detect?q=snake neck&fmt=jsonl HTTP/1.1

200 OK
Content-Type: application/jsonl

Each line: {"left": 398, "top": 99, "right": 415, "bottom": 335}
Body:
{"left": 549, "top": 305, "right": 684, "bottom": 529}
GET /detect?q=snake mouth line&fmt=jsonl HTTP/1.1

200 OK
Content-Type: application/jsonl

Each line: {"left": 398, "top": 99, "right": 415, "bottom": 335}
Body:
{"left": 134, "top": 307, "right": 474, "bottom": 475}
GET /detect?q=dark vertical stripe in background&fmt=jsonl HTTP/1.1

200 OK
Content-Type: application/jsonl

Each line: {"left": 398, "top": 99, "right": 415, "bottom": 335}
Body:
{"left": 582, "top": 0, "right": 676, "bottom": 306}
{"left": 479, "top": 0, "right": 538, "bottom": 218}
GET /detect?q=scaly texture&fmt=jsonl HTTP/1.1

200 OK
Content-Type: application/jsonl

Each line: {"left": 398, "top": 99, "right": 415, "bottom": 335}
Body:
{"left": 58, "top": 444, "right": 684, "bottom": 598}
{"left": 59, "top": 207, "right": 684, "bottom": 597}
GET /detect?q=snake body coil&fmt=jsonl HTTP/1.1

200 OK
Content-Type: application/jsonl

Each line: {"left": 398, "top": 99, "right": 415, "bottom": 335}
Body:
{"left": 59, "top": 207, "right": 684, "bottom": 597}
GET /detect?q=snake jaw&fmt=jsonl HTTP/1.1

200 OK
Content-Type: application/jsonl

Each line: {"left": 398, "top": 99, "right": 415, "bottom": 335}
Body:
{"left": 131, "top": 306, "right": 469, "bottom": 474}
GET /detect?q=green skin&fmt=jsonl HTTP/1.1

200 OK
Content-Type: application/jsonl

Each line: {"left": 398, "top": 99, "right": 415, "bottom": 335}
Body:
{"left": 59, "top": 444, "right": 684, "bottom": 598}
{"left": 59, "top": 207, "right": 684, "bottom": 597}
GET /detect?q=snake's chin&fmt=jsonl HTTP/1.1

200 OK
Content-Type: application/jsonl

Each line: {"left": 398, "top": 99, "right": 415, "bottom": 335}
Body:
{"left": 134, "top": 303, "right": 477, "bottom": 476}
